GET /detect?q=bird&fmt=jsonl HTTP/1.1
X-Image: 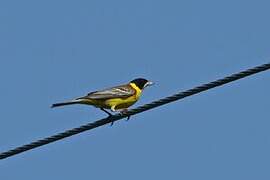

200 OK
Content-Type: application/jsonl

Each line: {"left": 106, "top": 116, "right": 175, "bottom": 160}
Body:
{"left": 51, "top": 78, "right": 154, "bottom": 125}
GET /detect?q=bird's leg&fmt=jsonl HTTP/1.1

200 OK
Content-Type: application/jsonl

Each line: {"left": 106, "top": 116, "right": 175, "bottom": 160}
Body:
{"left": 100, "top": 108, "right": 113, "bottom": 117}
{"left": 120, "top": 109, "right": 131, "bottom": 121}
{"left": 100, "top": 108, "right": 116, "bottom": 126}
{"left": 108, "top": 106, "right": 117, "bottom": 126}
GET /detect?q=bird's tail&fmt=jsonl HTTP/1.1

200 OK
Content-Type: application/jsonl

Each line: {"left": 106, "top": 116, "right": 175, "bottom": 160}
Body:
{"left": 51, "top": 99, "right": 81, "bottom": 108}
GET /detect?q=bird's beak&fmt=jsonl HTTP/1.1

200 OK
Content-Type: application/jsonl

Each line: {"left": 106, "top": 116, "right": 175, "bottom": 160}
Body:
{"left": 146, "top": 81, "right": 154, "bottom": 87}
{"left": 148, "top": 81, "right": 154, "bottom": 86}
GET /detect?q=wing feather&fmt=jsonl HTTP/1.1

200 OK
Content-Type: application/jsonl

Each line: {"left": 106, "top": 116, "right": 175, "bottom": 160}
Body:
{"left": 79, "top": 84, "right": 135, "bottom": 100}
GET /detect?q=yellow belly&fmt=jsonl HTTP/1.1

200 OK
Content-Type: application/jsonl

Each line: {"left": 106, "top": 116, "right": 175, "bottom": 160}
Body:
{"left": 105, "top": 96, "right": 138, "bottom": 110}
{"left": 80, "top": 96, "right": 138, "bottom": 110}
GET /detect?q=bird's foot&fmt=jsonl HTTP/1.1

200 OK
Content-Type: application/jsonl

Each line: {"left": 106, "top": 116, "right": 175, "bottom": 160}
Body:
{"left": 120, "top": 109, "right": 131, "bottom": 121}
{"left": 100, "top": 108, "right": 115, "bottom": 126}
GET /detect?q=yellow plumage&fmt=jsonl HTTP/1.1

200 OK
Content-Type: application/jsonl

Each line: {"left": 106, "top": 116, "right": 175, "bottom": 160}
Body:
{"left": 105, "top": 83, "right": 142, "bottom": 110}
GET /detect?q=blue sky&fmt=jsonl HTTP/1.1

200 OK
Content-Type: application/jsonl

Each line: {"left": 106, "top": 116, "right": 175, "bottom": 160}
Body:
{"left": 0, "top": 0, "right": 270, "bottom": 179}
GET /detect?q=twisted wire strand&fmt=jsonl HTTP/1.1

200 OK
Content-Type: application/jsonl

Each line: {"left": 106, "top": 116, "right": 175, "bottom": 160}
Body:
{"left": 1, "top": 63, "right": 269, "bottom": 160}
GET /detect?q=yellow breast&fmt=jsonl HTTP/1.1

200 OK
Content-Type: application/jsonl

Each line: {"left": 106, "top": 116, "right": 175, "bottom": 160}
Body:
{"left": 105, "top": 83, "right": 142, "bottom": 110}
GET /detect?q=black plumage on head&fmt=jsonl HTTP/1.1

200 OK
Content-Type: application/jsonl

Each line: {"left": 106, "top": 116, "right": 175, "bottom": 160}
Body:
{"left": 130, "top": 78, "right": 149, "bottom": 89}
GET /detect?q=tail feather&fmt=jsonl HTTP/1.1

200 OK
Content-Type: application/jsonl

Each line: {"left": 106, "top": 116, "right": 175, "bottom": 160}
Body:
{"left": 51, "top": 100, "right": 80, "bottom": 108}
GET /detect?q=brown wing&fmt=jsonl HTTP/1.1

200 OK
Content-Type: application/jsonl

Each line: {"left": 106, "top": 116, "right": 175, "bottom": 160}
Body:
{"left": 78, "top": 84, "right": 135, "bottom": 100}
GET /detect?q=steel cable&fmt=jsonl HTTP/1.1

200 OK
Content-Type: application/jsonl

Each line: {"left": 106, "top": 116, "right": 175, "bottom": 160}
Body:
{"left": 0, "top": 63, "right": 269, "bottom": 160}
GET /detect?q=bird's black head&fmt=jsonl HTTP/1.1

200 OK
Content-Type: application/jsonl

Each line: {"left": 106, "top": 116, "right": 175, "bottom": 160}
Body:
{"left": 130, "top": 78, "right": 153, "bottom": 90}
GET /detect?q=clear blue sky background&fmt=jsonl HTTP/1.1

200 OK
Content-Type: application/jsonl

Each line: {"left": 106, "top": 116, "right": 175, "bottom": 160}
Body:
{"left": 0, "top": 0, "right": 269, "bottom": 179}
